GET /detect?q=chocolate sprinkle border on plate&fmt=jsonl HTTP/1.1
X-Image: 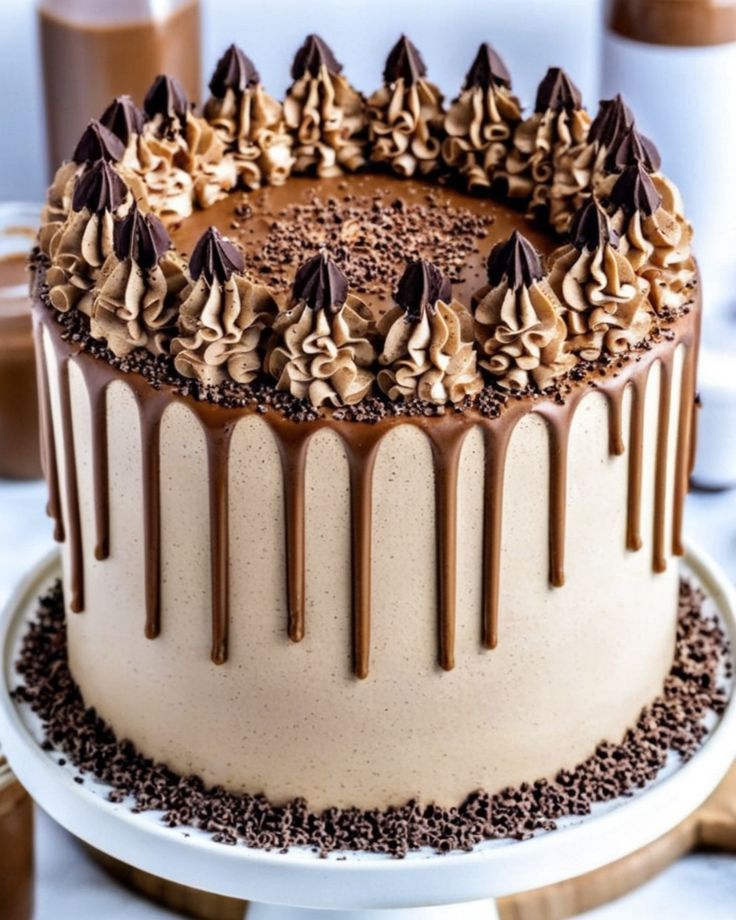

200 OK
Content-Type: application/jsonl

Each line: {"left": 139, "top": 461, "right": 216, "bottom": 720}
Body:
{"left": 11, "top": 580, "right": 731, "bottom": 857}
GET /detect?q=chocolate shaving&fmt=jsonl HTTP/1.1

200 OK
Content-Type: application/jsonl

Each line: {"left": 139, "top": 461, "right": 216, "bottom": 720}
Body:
{"left": 608, "top": 163, "right": 662, "bottom": 217}
{"left": 189, "top": 227, "right": 245, "bottom": 283}
{"left": 570, "top": 198, "right": 619, "bottom": 251}
{"left": 487, "top": 230, "right": 544, "bottom": 290}
{"left": 291, "top": 34, "right": 342, "bottom": 80}
{"left": 588, "top": 94, "right": 633, "bottom": 148}
{"left": 114, "top": 205, "right": 171, "bottom": 270}
{"left": 71, "top": 160, "right": 127, "bottom": 214}
{"left": 604, "top": 124, "right": 661, "bottom": 174}
{"left": 463, "top": 43, "right": 512, "bottom": 90}
{"left": 143, "top": 74, "right": 190, "bottom": 129}
{"left": 209, "top": 43, "right": 261, "bottom": 97}
{"left": 534, "top": 67, "right": 582, "bottom": 113}
{"left": 99, "top": 96, "right": 145, "bottom": 146}
{"left": 395, "top": 258, "right": 451, "bottom": 318}
{"left": 72, "top": 120, "right": 125, "bottom": 165}
{"left": 293, "top": 251, "right": 348, "bottom": 312}
{"left": 383, "top": 35, "right": 427, "bottom": 86}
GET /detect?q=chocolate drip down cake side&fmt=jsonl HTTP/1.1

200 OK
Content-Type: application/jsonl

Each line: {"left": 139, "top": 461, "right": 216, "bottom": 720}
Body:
{"left": 25, "top": 35, "right": 713, "bottom": 849}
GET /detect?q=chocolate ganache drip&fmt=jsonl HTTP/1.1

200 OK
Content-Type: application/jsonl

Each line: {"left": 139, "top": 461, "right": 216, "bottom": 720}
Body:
{"left": 189, "top": 226, "right": 245, "bottom": 283}
{"left": 143, "top": 74, "right": 190, "bottom": 133}
{"left": 209, "top": 43, "right": 261, "bottom": 97}
{"left": 72, "top": 120, "right": 125, "bottom": 165}
{"left": 99, "top": 96, "right": 146, "bottom": 147}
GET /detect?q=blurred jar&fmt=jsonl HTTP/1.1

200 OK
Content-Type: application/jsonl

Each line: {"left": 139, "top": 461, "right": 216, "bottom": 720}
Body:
{"left": 0, "top": 747, "right": 34, "bottom": 920}
{"left": 38, "top": 0, "right": 202, "bottom": 177}
{"left": 0, "top": 204, "right": 43, "bottom": 481}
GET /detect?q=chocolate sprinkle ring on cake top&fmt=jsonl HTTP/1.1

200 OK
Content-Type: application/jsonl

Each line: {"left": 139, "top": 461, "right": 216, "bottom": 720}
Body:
{"left": 99, "top": 95, "right": 146, "bottom": 146}
{"left": 209, "top": 43, "right": 261, "bottom": 97}
{"left": 291, "top": 33, "right": 342, "bottom": 79}
{"left": 487, "top": 230, "right": 545, "bottom": 289}
{"left": 71, "top": 119, "right": 125, "bottom": 165}
{"left": 463, "top": 42, "right": 512, "bottom": 90}
{"left": 395, "top": 258, "right": 452, "bottom": 318}
{"left": 609, "top": 162, "right": 663, "bottom": 216}
{"left": 143, "top": 73, "right": 190, "bottom": 128}
{"left": 11, "top": 579, "right": 730, "bottom": 856}
{"left": 71, "top": 159, "right": 127, "bottom": 214}
{"left": 114, "top": 205, "right": 171, "bottom": 270}
{"left": 293, "top": 250, "right": 349, "bottom": 312}
{"left": 383, "top": 34, "right": 428, "bottom": 86}
{"left": 189, "top": 226, "right": 245, "bottom": 283}
{"left": 534, "top": 66, "right": 582, "bottom": 113}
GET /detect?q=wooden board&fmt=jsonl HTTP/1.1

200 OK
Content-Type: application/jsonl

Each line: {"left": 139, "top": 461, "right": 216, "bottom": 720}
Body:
{"left": 88, "top": 763, "right": 736, "bottom": 920}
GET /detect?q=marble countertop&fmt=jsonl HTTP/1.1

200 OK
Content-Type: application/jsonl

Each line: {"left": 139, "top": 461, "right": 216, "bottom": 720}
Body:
{"left": 1, "top": 478, "right": 735, "bottom": 919}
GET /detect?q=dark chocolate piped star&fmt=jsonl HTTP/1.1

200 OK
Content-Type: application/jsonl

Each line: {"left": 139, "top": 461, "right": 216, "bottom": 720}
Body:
{"left": 383, "top": 35, "right": 427, "bottom": 86}
{"left": 293, "top": 251, "right": 348, "bottom": 313}
{"left": 604, "top": 124, "right": 661, "bottom": 174}
{"left": 209, "top": 43, "right": 261, "bottom": 98}
{"left": 99, "top": 96, "right": 145, "bottom": 146}
{"left": 534, "top": 67, "right": 582, "bottom": 113}
{"left": 143, "top": 74, "right": 190, "bottom": 127}
{"left": 570, "top": 197, "right": 619, "bottom": 251}
{"left": 72, "top": 120, "right": 125, "bottom": 165}
{"left": 71, "top": 159, "right": 127, "bottom": 214}
{"left": 189, "top": 227, "right": 245, "bottom": 284}
{"left": 609, "top": 163, "right": 662, "bottom": 217}
{"left": 463, "top": 42, "right": 512, "bottom": 90}
{"left": 291, "top": 34, "right": 342, "bottom": 80}
{"left": 114, "top": 204, "right": 171, "bottom": 270}
{"left": 395, "top": 259, "right": 451, "bottom": 319}
{"left": 487, "top": 231, "right": 545, "bottom": 290}
{"left": 588, "top": 94, "right": 633, "bottom": 148}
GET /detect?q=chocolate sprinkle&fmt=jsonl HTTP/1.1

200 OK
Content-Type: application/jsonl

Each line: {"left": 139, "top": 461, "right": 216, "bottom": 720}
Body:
{"left": 189, "top": 227, "right": 245, "bottom": 283}
{"left": 209, "top": 44, "right": 261, "bottom": 97}
{"left": 383, "top": 35, "right": 427, "bottom": 86}
{"left": 293, "top": 251, "right": 348, "bottom": 312}
{"left": 395, "top": 259, "right": 451, "bottom": 318}
{"left": 114, "top": 205, "right": 171, "bottom": 270}
{"left": 487, "top": 231, "right": 544, "bottom": 290}
{"left": 463, "top": 43, "right": 512, "bottom": 91}
{"left": 72, "top": 119, "right": 125, "bottom": 165}
{"left": 71, "top": 160, "right": 127, "bottom": 215}
{"left": 99, "top": 95, "right": 145, "bottom": 147}
{"left": 534, "top": 67, "right": 582, "bottom": 113}
{"left": 11, "top": 581, "right": 730, "bottom": 857}
{"left": 291, "top": 34, "right": 342, "bottom": 80}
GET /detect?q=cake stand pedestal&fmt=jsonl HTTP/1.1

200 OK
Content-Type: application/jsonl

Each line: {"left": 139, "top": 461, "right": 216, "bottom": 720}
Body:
{"left": 1, "top": 546, "right": 735, "bottom": 920}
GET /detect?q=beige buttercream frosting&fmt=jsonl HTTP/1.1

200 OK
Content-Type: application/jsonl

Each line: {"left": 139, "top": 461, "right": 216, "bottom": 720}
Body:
{"left": 182, "top": 114, "right": 239, "bottom": 209}
{"left": 90, "top": 252, "right": 187, "bottom": 358}
{"left": 442, "top": 84, "right": 522, "bottom": 191}
{"left": 377, "top": 298, "right": 482, "bottom": 404}
{"left": 283, "top": 66, "right": 367, "bottom": 178}
{"left": 40, "top": 161, "right": 82, "bottom": 252}
{"left": 172, "top": 273, "right": 278, "bottom": 386}
{"left": 367, "top": 77, "right": 445, "bottom": 178}
{"left": 205, "top": 86, "right": 295, "bottom": 188}
{"left": 46, "top": 208, "right": 118, "bottom": 316}
{"left": 266, "top": 294, "right": 376, "bottom": 406}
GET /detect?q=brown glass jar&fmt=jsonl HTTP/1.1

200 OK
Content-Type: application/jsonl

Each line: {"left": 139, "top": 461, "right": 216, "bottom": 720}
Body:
{"left": 0, "top": 753, "right": 34, "bottom": 920}
{"left": 607, "top": 0, "right": 736, "bottom": 46}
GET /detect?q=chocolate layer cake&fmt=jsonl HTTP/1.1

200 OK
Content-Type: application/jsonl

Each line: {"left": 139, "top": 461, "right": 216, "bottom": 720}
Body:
{"left": 31, "top": 37, "right": 700, "bottom": 823}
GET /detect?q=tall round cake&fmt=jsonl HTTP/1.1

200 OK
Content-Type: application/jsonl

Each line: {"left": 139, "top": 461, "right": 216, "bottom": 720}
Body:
{"left": 32, "top": 36, "right": 699, "bottom": 821}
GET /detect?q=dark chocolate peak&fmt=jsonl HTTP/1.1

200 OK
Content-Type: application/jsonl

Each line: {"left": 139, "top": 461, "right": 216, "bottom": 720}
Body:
{"left": 113, "top": 205, "right": 171, "bottom": 270}
{"left": 588, "top": 94, "right": 633, "bottom": 148}
{"left": 609, "top": 163, "right": 663, "bottom": 217}
{"left": 71, "top": 159, "right": 127, "bottom": 214}
{"left": 143, "top": 74, "right": 189, "bottom": 126}
{"left": 99, "top": 95, "right": 145, "bottom": 146}
{"left": 72, "top": 119, "right": 125, "bottom": 165}
{"left": 463, "top": 42, "right": 512, "bottom": 90}
{"left": 189, "top": 227, "right": 245, "bottom": 284}
{"left": 487, "top": 231, "right": 545, "bottom": 290}
{"left": 209, "top": 43, "right": 260, "bottom": 97}
{"left": 534, "top": 67, "right": 582, "bottom": 113}
{"left": 293, "top": 251, "right": 348, "bottom": 312}
{"left": 291, "top": 34, "right": 342, "bottom": 80}
{"left": 570, "top": 197, "right": 619, "bottom": 251}
{"left": 604, "top": 124, "right": 661, "bottom": 174}
{"left": 383, "top": 35, "right": 427, "bottom": 86}
{"left": 395, "top": 259, "right": 452, "bottom": 319}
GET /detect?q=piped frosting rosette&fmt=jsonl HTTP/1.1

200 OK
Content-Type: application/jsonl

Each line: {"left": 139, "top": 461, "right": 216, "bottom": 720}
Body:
{"left": 473, "top": 231, "right": 574, "bottom": 390}
{"left": 442, "top": 43, "right": 522, "bottom": 192}
{"left": 265, "top": 252, "right": 376, "bottom": 406}
{"left": 367, "top": 36, "right": 445, "bottom": 178}
{"left": 606, "top": 163, "right": 696, "bottom": 314}
{"left": 46, "top": 160, "right": 130, "bottom": 316}
{"left": 548, "top": 198, "right": 652, "bottom": 361}
{"left": 378, "top": 259, "right": 482, "bottom": 404}
{"left": 505, "top": 68, "right": 590, "bottom": 228}
{"left": 90, "top": 205, "right": 187, "bottom": 357}
{"left": 171, "top": 228, "right": 277, "bottom": 386}
{"left": 204, "top": 44, "right": 294, "bottom": 189}
{"left": 283, "top": 35, "right": 366, "bottom": 178}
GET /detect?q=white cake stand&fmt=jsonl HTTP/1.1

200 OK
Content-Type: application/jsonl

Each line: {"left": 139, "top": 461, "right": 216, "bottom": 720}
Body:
{"left": 1, "top": 547, "right": 735, "bottom": 920}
